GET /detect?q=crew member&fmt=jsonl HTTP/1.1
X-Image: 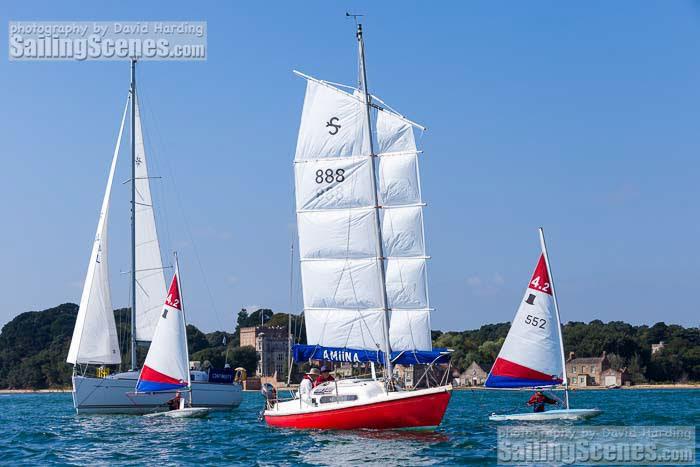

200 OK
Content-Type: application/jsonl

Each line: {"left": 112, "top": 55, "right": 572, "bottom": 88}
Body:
{"left": 299, "top": 367, "right": 319, "bottom": 403}
{"left": 313, "top": 366, "right": 335, "bottom": 387}
{"left": 527, "top": 390, "right": 557, "bottom": 413}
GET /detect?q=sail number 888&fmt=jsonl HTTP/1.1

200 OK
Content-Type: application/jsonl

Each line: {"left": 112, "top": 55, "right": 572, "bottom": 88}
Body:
{"left": 315, "top": 169, "right": 345, "bottom": 184}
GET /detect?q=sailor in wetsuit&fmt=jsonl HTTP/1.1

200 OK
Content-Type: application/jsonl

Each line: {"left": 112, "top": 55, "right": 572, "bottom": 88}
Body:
{"left": 527, "top": 390, "right": 557, "bottom": 413}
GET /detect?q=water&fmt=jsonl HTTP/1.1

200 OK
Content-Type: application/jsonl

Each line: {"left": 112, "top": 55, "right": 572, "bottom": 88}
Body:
{"left": 1, "top": 389, "right": 697, "bottom": 465}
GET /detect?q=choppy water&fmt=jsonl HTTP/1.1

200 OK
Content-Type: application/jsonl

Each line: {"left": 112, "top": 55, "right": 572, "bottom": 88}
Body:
{"left": 0, "top": 389, "right": 697, "bottom": 465}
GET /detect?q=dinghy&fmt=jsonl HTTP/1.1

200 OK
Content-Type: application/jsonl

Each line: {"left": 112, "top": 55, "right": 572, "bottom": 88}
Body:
{"left": 489, "top": 408, "right": 601, "bottom": 422}
{"left": 485, "top": 228, "right": 602, "bottom": 422}
{"left": 144, "top": 407, "right": 211, "bottom": 419}
{"left": 263, "top": 20, "right": 453, "bottom": 430}
{"left": 134, "top": 254, "right": 210, "bottom": 419}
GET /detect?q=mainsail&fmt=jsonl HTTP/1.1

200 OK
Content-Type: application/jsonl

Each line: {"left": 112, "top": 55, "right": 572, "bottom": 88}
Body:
{"left": 133, "top": 98, "right": 166, "bottom": 342}
{"left": 66, "top": 97, "right": 129, "bottom": 365}
{"left": 136, "top": 267, "right": 189, "bottom": 392}
{"left": 485, "top": 248, "right": 565, "bottom": 388}
{"left": 294, "top": 76, "right": 432, "bottom": 356}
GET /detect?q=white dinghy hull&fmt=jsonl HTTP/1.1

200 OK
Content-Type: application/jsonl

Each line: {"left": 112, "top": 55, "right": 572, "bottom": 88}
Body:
{"left": 144, "top": 407, "right": 211, "bottom": 419}
{"left": 489, "top": 408, "right": 602, "bottom": 421}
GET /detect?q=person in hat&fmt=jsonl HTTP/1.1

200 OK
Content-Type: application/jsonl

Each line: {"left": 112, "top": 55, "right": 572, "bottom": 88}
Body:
{"left": 313, "top": 365, "right": 335, "bottom": 387}
{"left": 299, "top": 367, "right": 319, "bottom": 403}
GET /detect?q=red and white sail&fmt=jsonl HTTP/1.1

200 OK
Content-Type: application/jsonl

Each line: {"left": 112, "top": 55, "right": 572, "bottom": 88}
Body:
{"left": 485, "top": 249, "right": 564, "bottom": 388}
{"left": 136, "top": 268, "right": 189, "bottom": 392}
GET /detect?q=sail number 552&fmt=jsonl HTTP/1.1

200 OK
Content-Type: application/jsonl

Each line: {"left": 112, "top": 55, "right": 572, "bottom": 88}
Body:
{"left": 315, "top": 169, "right": 345, "bottom": 184}
{"left": 525, "top": 315, "right": 546, "bottom": 329}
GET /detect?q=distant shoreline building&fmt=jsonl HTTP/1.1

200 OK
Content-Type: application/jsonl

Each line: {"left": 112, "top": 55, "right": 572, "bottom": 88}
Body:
{"left": 458, "top": 361, "right": 488, "bottom": 386}
{"left": 651, "top": 341, "right": 665, "bottom": 355}
{"left": 240, "top": 326, "right": 288, "bottom": 381}
{"left": 565, "top": 351, "right": 608, "bottom": 387}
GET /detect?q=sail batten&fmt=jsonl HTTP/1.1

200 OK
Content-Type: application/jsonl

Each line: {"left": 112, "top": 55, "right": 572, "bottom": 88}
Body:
{"left": 294, "top": 74, "right": 432, "bottom": 353}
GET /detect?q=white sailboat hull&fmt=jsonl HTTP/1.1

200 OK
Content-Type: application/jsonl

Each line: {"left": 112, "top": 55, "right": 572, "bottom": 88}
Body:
{"left": 489, "top": 408, "right": 602, "bottom": 421}
{"left": 72, "top": 372, "right": 242, "bottom": 415}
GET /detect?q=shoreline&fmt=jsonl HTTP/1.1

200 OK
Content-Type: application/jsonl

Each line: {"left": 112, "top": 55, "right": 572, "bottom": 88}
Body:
{"left": 2, "top": 383, "right": 699, "bottom": 394}
{"left": 456, "top": 383, "right": 700, "bottom": 390}
{"left": 0, "top": 389, "right": 71, "bottom": 394}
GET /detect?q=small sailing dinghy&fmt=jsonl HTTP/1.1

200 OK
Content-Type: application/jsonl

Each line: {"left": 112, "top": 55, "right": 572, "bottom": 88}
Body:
{"left": 485, "top": 228, "right": 602, "bottom": 421}
{"left": 263, "top": 21, "right": 452, "bottom": 430}
{"left": 137, "top": 255, "right": 211, "bottom": 419}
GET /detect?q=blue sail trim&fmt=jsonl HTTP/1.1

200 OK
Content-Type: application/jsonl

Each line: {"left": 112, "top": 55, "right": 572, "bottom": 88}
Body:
{"left": 484, "top": 374, "right": 562, "bottom": 388}
{"left": 292, "top": 344, "right": 451, "bottom": 365}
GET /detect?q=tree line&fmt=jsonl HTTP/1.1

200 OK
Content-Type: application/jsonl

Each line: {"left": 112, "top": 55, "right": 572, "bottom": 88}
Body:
{"left": 434, "top": 320, "right": 700, "bottom": 383}
{"left": 0, "top": 304, "right": 697, "bottom": 389}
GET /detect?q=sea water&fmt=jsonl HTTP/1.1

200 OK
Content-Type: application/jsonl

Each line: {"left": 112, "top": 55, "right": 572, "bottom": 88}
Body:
{"left": 1, "top": 389, "right": 697, "bottom": 465}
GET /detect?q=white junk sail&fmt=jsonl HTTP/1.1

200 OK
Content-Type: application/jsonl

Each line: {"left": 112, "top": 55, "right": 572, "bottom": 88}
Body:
{"left": 133, "top": 99, "right": 166, "bottom": 342}
{"left": 377, "top": 109, "right": 431, "bottom": 351}
{"left": 67, "top": 98, "right": 129, "bottom": 365}
{"left": 294, "top": 77, "right": 432, "bottom": 352}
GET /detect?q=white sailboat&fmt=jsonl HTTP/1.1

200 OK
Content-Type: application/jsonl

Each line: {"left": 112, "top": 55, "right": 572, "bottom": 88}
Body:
{"left": 140, "top": 255, "right": 211, "bottom": 419}
{"left": 485, "top": 228, "right": 601, "bottom": 421}
{"left": 67, "top": 61, "right": 242, "bottom": 414}
{"left": 263, "top": 22, "right": 452, "bottom": 430}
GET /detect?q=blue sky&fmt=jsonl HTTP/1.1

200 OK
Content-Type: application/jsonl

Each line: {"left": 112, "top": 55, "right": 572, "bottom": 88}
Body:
{"left": 1, "top": 1, "right": 699, "bottom": 333}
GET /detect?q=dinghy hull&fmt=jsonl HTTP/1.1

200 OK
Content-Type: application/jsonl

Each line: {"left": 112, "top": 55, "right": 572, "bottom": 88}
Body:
{"left": 144, "top": 407, "right": 211, "bottom": 418}
{"left": 265, "top": 383, "right": 452, "bottom": 430}
{"left": 489, "top": 408, "right": 602, "bottom": 421}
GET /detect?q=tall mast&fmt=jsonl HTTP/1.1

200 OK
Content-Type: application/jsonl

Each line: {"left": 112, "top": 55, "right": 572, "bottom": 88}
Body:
{"left": 356, "top": 23, "right": 393, "bottom": 386}
{"left": 287, "top": 241, "right": 294, "bottom": 386}
{"left": 174, "top": 252, "right": 192, "bottom": 407}
{"left": 538, "top": 227, "right": 569, "bottom": 409}
{"left": 129, "top": 59, "right": 137, "bottom": 371}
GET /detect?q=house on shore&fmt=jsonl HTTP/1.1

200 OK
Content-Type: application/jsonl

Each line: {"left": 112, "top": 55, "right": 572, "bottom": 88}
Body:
{"left": 458, "top": 361, "right": 488, "bottom": 386}
{"left": 565, "top": 352, "right": 608, "bottom": 387}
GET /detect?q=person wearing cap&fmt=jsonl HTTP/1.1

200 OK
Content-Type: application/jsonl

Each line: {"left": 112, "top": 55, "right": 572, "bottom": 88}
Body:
{"left": 313, "top": 365, "right": 335, "bottom": 387}
{"left": 299, "top": 367, "right": 319, "bottom": 403}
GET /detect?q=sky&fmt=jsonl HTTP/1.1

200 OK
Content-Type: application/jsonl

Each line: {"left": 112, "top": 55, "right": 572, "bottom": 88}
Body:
{"left": 1, "top": 1, "right": 700, "bottom": 333}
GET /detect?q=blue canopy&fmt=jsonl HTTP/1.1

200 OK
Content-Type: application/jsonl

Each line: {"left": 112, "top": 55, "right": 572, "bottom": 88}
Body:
{"left": 292, "top": 344, "right": 451, "bottom": 365}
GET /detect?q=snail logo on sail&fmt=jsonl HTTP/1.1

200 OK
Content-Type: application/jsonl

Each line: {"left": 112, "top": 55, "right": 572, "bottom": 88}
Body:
{"left": 326, "top": 117, "right": 341, "bottom": 135}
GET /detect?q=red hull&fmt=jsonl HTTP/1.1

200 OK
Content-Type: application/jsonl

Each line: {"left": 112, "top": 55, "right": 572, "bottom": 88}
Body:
{"left": 265, "top": 387, "right": 452, "bottom": 430}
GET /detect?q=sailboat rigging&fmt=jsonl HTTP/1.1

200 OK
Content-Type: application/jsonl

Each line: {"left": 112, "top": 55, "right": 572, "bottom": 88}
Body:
{"left": 485, "top": 228, "right": 601, "bottom": 421}
{"left": 67, "top": 60, "right": 242, "bottom": 414}
{"left": 263, "top": 22, "right": 452, "bottom": 431}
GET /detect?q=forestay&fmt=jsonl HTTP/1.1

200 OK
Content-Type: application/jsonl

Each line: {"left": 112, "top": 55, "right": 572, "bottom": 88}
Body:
{"left": 136, "top": 269, "right": 189, "bottom": 392}
{"left": 133, "top": 99, "right": 166, "bottom": 342}
{"left": 485, "top": 254, "right": 564, "bottom": 388}
{"left": 66, "top": 97, "right": 128, "bottom": 365}
{"left": 294, "top": 77, "right": 432, "bottom": 354}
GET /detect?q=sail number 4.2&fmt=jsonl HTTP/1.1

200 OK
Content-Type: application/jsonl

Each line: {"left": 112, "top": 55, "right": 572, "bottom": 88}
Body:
{"left": 525, "top": 314, "right": 546, "bottom": 329}
{"left": 529, "top": 275, "right": 550, "bottom": 293}
{"left": 315, "top": 169, "right": 345, "bottom": 184}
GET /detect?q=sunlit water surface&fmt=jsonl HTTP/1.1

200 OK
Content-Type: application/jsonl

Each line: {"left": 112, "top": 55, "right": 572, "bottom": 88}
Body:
{"left": 1, "top": 389, "right": 698, "bottom": 465}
